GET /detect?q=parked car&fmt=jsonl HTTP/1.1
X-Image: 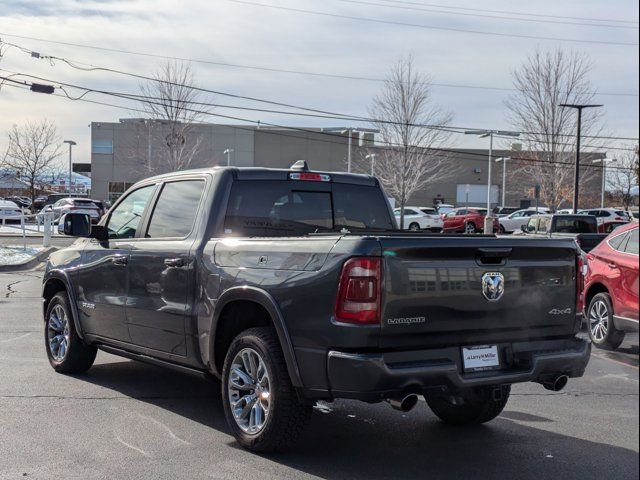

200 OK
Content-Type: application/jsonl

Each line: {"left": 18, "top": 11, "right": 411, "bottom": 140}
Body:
{"left": 492, "top": 206, "right": 520, "bottom": 217}
{"left": 498, "top": 208, "right": 550, "bottom": 234}
{"left": 521, "top": 214, "right": 607, "bottom": 253}
{"left": 33, "top": 195, "right": 49, "bottom": 211}
{"left": 0, "top": 200, "right": 23, "bottom": 224}
{"left": 442, "top": 207, "right": 499, "bottom": 233}
{"left": 579, "top": 208, "right": 630, "bottom": 226}
{"left": 5, "top": 196, "right": 32, "bottom": 212}
{"left": 43, "top": 162, "right": 590, "bottom": 452}
{"left": 436, "top": 203, "right": 455, "bottom": 215}
{"left": 41, "top": 198, "right": 101, "bottom": 224}
{"left": 393, "top": 206, "right": 442, "bottom": 231}
{"left": 582, "top": 223, "right": 638, "bottom": 350}
{"left": 89, "top": 199, "right": 109, "bottom": 219}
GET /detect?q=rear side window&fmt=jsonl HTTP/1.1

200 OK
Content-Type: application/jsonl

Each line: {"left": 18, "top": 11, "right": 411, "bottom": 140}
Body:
{"left": 146, "top": 180, "right": 205, "bottom": 238}
{"left": 554, "top": 217, "right": 596, "bottom": 233}
{"left": 609, "top": 232, "right": 628, "bottom": 251}
{"left": 624, "top": 229, "right": 639, "bottom": 255}
{"left": 224, "top": 180, "right": 392, "bottom": 236}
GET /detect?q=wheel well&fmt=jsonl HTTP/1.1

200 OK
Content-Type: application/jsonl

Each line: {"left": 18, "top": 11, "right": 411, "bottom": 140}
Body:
{"left": 585, "top": 283, "right": 608, "bottom": 311}
{"left": 213, "top": 300, "right": 272, "bottom": 374}
{"left": 43, "top": 279, "right": 67, "bottom": 317}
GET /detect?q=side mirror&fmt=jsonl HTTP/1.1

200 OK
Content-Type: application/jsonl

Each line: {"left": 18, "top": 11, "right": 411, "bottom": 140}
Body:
{"left": 58, "top": 213, "right": 91, "bottom": 237}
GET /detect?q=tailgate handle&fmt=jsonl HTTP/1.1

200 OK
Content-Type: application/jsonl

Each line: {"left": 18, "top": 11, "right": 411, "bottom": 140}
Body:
{"left": 476, "top": 248, "right": 512, "bottom": 265}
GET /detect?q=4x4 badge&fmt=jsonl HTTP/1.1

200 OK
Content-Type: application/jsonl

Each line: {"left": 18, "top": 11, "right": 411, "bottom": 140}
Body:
{"left": 481, "top": 272, "right": 504, "bottom": 302}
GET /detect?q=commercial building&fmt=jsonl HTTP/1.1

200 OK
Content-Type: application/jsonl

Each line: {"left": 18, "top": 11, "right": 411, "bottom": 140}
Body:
{"left": 90, "top": 119, "right": 604, "bottom": 209}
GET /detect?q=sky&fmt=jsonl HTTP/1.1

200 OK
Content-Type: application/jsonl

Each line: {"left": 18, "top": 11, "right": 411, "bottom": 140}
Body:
{"left": 0, "top": 0, "right": 638, "bottom": 167}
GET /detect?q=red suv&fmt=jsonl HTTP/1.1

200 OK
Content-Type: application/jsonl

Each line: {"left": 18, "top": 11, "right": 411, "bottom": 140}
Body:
{"left": 582, "top": 223, "right": 638, "bottom": 350}
{"left": 442, "top": 208, "right": 499, "bottom": 234}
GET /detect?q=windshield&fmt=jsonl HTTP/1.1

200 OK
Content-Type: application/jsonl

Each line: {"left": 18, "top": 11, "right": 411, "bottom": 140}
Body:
{"left": 224, "top": 180, "right": 394, "bottom": 236}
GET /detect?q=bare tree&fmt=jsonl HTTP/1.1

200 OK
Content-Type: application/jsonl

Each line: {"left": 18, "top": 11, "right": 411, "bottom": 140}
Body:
{"left": 607, "top": 149, "right": 639, "bottom": 210}
{"left": 366, "top": 56, "right": 455, "bottom": 228}
{"left": 505, "top": 48, "right": 604, "bottom": 210}
{"left": 1, "top": 119, "right": 63, "bottom": 206}
{"left": 138, "top": 60, "right": 209, "bottom": 173}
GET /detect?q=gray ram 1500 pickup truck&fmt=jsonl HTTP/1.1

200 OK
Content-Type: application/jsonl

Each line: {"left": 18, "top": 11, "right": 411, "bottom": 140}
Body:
{"left": 43, "top": 162, "right": 591, "bottom": 452}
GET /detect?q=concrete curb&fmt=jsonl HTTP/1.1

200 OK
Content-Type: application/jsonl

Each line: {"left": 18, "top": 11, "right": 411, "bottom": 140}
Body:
{"left": 0, "top": 246, "right": 58, "bottom": 272}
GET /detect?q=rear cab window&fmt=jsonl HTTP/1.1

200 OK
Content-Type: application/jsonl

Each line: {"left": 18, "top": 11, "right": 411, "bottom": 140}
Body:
{"left": 223, "top": 180, "right": 393, "bottom": 236}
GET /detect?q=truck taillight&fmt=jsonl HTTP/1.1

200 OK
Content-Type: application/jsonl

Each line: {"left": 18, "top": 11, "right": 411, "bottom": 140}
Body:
{"left": 576, "top": 254, "right": 588, "bottom": 303}
{"left": 334, "top": 257, "right": 381, "bottom": 325}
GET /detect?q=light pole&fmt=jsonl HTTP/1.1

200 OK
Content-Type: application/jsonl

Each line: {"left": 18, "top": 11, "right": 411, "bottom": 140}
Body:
{"left": 223, "top": 148, "right": 234, "bottom": 167}
{"left": 365, "top": 153, "right": 377, "bottom": 176}
{"left": 465, "top": 130, "right": 520, "bottom": 233}
{"left": 495, "top": 157, "right": 511, "bottom": 207}
{"left": 63, "top": 140, "right": 76, "bottom": 195}
{"left": 559, "top": 104, "right": 603, "bottom": 213}
{"left": 324, "top": 127, "right": 379, "bottom": 172}
{"left": 592, "top": 157, "right": 616, "bottom": 208}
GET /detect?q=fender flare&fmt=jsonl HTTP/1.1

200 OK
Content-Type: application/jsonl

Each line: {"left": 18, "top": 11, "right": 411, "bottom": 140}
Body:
{"left": 209, "top": 286, "right": 303, "bottom": 388}
{"left": 43, "top": 270, "right": 85, "bottom": 341}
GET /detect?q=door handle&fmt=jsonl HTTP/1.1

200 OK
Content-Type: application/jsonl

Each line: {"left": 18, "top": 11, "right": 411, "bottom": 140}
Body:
{"left": 111, "top": 254, "right": 128, "bottom": 265}
{"left": 164, "top": 257, "right": 185, "bottom": 268}
{"left": 607, "top": 262, "right": 618, "bottom": 269}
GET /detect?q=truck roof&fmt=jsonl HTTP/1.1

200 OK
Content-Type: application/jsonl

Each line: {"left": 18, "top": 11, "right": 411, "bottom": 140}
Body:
{"left": 142, "top": 165, "right": 379, "bottom": 186}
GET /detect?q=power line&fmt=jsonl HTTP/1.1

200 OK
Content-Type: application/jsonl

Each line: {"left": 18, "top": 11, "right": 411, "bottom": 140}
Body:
{"left": 3, "top": 61, "right": 638, "bottom": 145}
{"left": 1, "top": 33, "right": 637, "bottom": 98}
{"left": 2, "top": 75, "right": 636, "bottom": 173}
{"left": 2, "top": 42, "right": 638, "bottom": 142}
{"left": 377, "top": 0, "right": 639, "bottom": 25}
{"left": 337, "top": 0, "right": 639, "bottom": 29}
{"left": 223, "top": 0, "right": 639, "bottom": 46}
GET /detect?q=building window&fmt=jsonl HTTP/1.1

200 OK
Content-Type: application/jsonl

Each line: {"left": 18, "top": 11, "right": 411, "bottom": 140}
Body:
{"left": 92, "top": 140, "right": 113, "bottom": 154}
{"left": 108, "top": 182, "right": 135, "bottom": 203}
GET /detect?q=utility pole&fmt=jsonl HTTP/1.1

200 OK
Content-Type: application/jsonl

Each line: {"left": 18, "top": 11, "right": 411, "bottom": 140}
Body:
{"left": 559, "top": 104, "right": 603, "bottom": 213}
{"left": 63, "top": 140, "right": 76, "bottom": 195}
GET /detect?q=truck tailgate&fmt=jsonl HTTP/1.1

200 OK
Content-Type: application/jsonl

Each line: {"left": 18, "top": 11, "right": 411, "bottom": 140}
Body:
{"left": 379, "top": 236, "right": 579, "bottom": 349}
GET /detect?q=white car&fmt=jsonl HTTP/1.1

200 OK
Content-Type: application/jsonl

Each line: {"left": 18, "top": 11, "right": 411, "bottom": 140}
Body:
{"left": 579, "top": 208, "right": 630, "bottom": 226}
{"left": 436, "top": 204, "right": 455, "bottom": 216}
{"left": 0, "top": 200, "right": 23, "bottom": 224}
{"left": 498, "top": 208, "right": 551, "bottom": 233}
{"left": 41, "top": 198, "right": 101, "bottom": 224}
{"left": 394, "top": 206, "right": 443, "bottom": 231}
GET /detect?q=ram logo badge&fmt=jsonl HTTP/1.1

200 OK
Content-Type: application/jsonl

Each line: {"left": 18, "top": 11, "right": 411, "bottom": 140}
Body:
{"left": 481, "top": 272, "right": 504, "bottom": 302}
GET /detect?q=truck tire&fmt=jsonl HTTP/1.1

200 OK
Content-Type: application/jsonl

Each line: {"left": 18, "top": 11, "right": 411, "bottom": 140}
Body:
{"left": 221, "top": 327, "right": 312, "bottom": 452}
{"left": 425, "top": 385, "right": 510, "bottom": 426}
{"left": 587, "top": 292, "right": 624, "bottom": 350}
{"left": 45, "top": 291, "right": 97, "bottom": 373}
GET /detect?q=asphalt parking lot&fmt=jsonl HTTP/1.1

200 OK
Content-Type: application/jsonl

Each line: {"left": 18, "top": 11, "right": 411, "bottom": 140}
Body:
{"left": 1, "top": 268, "right": 638, "bottom": 480}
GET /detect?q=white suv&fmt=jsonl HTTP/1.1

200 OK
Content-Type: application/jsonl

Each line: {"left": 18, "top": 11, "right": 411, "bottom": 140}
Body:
{"left": 394, "top": 206, "right": 443, "bottom": 231}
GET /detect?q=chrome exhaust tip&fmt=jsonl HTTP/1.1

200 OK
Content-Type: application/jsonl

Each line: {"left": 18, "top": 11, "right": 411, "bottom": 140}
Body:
{"left": 387, "top": 394, "right": 419, "bottom": 412}
{"left": 540, "top": 375, "right": 569, "bottom": 392}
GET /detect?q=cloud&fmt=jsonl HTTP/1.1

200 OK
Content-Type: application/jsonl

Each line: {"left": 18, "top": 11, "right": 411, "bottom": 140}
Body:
{"left": 0, "top": 0, "right": 637, "bottom": 166}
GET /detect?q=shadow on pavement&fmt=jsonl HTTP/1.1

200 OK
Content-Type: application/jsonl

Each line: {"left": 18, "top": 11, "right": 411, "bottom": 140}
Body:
{"left": 80, "top": 359, "right": 638, "bottom": 480}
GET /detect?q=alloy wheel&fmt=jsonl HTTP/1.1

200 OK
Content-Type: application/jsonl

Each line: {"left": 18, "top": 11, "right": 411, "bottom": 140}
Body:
{"left": 589, "top": 299, "right": 609, "bottom": 342}
{"left": 47, "top": 304, "right": 70, "bottom": 361}
{"left": 227, "top": 348, "right": 271, "bottom": 434}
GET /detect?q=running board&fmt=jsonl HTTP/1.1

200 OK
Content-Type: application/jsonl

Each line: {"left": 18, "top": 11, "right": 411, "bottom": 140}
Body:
{"left": 97, "top": 344, "right": 211, "bottom": 380}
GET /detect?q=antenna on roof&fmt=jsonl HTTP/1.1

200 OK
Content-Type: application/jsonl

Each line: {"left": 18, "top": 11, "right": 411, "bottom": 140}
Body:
{"left": 290, "top": 160, "right": 309, "bottom": 172}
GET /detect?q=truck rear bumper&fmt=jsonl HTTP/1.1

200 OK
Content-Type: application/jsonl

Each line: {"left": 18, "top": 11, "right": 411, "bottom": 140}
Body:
{"left": 327, "top": 337, "right": 590, "bottom": 401}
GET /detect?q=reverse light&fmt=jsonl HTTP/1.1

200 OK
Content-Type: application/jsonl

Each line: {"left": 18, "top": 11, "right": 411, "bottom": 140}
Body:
{"left": 334, "top": 257, "right": 381, "bottom": 325}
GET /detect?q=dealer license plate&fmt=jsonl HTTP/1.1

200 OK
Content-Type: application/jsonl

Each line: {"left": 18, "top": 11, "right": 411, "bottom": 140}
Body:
{"left": 462, "top": 345, "right": 500, "bottom": 372}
